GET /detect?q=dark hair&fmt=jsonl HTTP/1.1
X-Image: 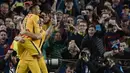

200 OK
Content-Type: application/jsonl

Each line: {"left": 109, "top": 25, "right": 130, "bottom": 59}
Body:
{"left": 7, "top": 11, "right": 17, "bottom": 18}
{"left": 40, "top": 3, "right": 51, "bottom": 13}
{"left": 78, "top": 20, "right": 88, "bottom": 27}
{"left": 82, "top": 47, "right": 89, "bottom": 51}
{"left": 107, "top": 24, "right": 114, "bottom": 28}
{"left": 14, "top": 6, "right": 24, "bottom": 15}
{"left": 101, "top": 6, "right": 111, "bottom": 11}
{"left": 0, "top": 18, "right": 4, "bottom": 22}
{"left": 68, "top": 16, "right": 74, "bottom": 19}
{"left": 65, "top": 0, "right": 73, "bottom": 2}
{"left": 111, "top": 17, "right": 116, "bottom": 20}
{"left": 66, "top": 63, "right": 76, "bottom": 70}
{"left": 119, "top": 38, "right": 126, "bottom": 43}
{"left": 79, "top": 20, "right": 87, "bottom": 24}
{"left": 77, "top": 15, "right": 84, "bottom": 20}
{"left": 123, "top": 4, "right": 129, "bottom": 9}
{"left": 88, "top": 24, "right": 95, "bottom": 29}
{"left": 86, "top": 24, "right": 96, "bottom": 34}
{"left": 0, "top": 30, "right": 7, "bottom": 33}
{"left": 0, "top": 2, "right": 8, "bottom": 7}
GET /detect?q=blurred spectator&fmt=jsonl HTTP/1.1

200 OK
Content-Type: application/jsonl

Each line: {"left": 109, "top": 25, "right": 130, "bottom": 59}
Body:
{"left": 121, "top": 5, "right": 130, "bottom": 20}
{"left": 57, "top": 63, "right": 76, "bottom": 73}
{"left": 44, "top": 31, "right": 66, "bottom": 58}
{"left": 0, "top": 30, "right": 8, "bottom": 59}
{"left": 65, "top": 63, "right": 76, "bottom": 73}
{"left": 76, "top": 48, "right": 124, "bottom": 73}
{"left": 112, "top": 0, "right": 123, "bottom": 18}
{"left": 81, "top": 25, "right": 105, "bottom": 59}
{"left": 121, "top": 19, "right": 130, "bottom": 36}
{"left": 0, "top": 30, "right": 10, "bottom": 73}
{"left": 5, "top": 17, "right": 20, "bottom": 44}
{"left": 0, "top": 0, "right": 130, "bottom": 72}
{"left": 0, "top": 3, "right": 9, "bottom": 20}
{"left": 0, "top": 18, "right": 4, "bottom": 25}
{"left": 0, "top": 50, "right": 12, "bottom": 73}
{"left": 62, "top": 40, "right": 80, "bottom": 59}
{"left": 113, "top": 39, "right": 130, "bottom": 59}
{"left": 104, "top": 22, "right": 124, "bottom": 51}
{"left": 67, "top": 21, "right": 88, "bottom": 48}
{"left": 63, "top": 0, "right": 80, "bottom": 17}
{"left": 85, "top": 5, "right": 98, "bottom": 24}
{"left": 39, "top": 0, "right": 52, "bottom": 13}
{"left": 79, "top": 0, "right": 91, "bottom": 9}
{"left": 0, "top": 24, "right": 7, "bottom": 31}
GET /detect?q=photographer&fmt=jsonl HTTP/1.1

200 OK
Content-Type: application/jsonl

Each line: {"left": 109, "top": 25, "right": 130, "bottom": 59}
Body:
{"left": 112, "top": 39, "right": 130, "bottom": 73}
{"left": 76, "top": 48, "right": 97, "bottom": 73}
{"left": 99, "top": 57, "right": 124, "bottom": 73}
{"left": 76, "top": 48, "right": 124, "bottom": 73}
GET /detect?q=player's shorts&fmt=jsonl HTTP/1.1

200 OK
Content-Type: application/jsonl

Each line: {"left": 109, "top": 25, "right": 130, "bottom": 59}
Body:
{"left": 16, "top": 58, "right": 41, "bottom": 73}
{"left": 38, "top": 56, "right": 48, "bottom": 73}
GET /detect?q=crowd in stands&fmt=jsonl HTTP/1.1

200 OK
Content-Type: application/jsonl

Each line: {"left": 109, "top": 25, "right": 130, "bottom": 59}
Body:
{"left": 0, "top": 0, "right": 130, "bottom": 73}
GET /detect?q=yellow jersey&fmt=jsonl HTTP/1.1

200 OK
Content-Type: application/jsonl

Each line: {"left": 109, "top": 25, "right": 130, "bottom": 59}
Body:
{"left": 22, "top": 14, "right": 42, "bottom": 48}
{"left": 23, "top": 14, "right": 40, "bottom": 35}
{"left": 11, "top": 14, "right": 46, "bottom": 60}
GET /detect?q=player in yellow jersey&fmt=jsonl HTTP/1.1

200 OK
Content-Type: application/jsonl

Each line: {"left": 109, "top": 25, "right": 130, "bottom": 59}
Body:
{"left": 15, "top": 24, "right": 53, "bottom": 73}
{"left": 15, "top": 4, "right": 55, "bottom": 73}
{"left": 37, "top": 22, "right": 54, "bottom": 73}
{"left": 15, "top": 4, "right": 43, "bottom": 73}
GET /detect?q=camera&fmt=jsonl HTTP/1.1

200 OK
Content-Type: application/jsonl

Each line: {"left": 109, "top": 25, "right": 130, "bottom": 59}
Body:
{"left": 81, "top": 52, "right": 87, "bottom": 56}
{"left": 97, "top": 57, "right": 115, "bottom": 67}
{"left": 81, "top": 51, "right": 90, "bottom": 58}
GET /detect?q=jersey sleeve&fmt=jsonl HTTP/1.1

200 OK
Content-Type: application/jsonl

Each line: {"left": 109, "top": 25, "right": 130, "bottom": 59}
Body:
{"left": 24, "top": 14, "right": 34, "bottom": 33}
{"left": 32, "top": 15, "right": 40, "bottom": 33}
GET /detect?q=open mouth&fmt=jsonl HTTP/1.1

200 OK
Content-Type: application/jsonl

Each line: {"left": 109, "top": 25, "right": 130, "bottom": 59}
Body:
{"left": 1, "top": 39, "right": 5, "bottom": 41}
{"left": 0, "top": 39, "right": 5, "bottom": 44}
{"left": 1, "top": 37, "right": 6, "bottom": 41}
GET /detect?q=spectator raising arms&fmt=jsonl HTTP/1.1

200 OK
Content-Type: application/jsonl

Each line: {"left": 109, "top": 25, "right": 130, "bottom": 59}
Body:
{"left": 0, "top": 0, "right": 130, "bottom": 73}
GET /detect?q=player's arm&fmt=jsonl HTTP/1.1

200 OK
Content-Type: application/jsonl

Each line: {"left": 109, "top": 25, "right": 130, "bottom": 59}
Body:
{"left": 45, "top": 25, "right": 54, "bottom": 37}
{"left": 20, "top": 30, "right": 40, "bottom": 40}
{"left": 44, "top": 16, "right": 57, "bottom": 39}
{"left": 34, "top": 25, "right": 53, "bottom": 40}
{"left": 20, "top": 23, "right": 39, "bottom": 40}
{"left": 37, "top": 25, "right": 53, "bottom": 40}
{"left": 29, "top": 15, "right": 54, "bottom": 39}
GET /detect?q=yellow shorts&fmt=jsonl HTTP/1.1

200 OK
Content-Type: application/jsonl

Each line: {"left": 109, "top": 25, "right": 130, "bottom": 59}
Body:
{"left": 38, "top": 57, "right": 48, "bottom": 73}
{"left": 17, "top": 38, "right": 40, "bottom": 57}
{"left": 16, "top": 59, "right": 41, "bottom": 73}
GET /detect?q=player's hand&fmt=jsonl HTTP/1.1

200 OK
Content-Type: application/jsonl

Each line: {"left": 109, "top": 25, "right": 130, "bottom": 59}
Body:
{"left": 37, "top": 54, "right": 42, "bottom": 59}
{"left": 20, "top": 30, "right": 26, "bottom": 35}
{"left": 33, "top": 54, "right": 42, "bottom": 59}
{"left": 16, "top": 36, "right": 25, "bottom": 43}
{"left": 19, "top": 38, "right": 25, "bottom": 43}
{"left": 4, "top": 50, "right": 13, "bottom": 60}
{"left": 11, "top": 56, "right": 17, "bottom": 64}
